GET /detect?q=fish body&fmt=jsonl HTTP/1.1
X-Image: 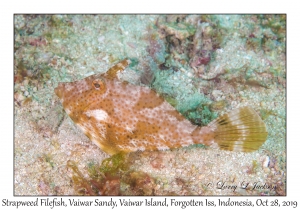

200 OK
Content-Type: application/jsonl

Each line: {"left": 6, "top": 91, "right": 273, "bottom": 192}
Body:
{"left": 55, "top": 59, "right": 268, "bottom": 155}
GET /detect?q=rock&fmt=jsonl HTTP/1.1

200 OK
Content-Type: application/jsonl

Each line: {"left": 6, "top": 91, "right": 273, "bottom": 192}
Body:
{"left": 14, "top": 92, "right": 25, "bottom": 102}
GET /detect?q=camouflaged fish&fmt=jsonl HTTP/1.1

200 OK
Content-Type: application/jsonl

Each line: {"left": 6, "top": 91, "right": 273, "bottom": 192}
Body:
{"left": 55, "top": 59, "right": 268, "bottom": 155}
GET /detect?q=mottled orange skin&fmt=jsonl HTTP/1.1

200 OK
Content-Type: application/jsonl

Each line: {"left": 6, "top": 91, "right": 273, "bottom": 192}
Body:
{"left": 55, "top": 60, "right": 214, "bottom": 155}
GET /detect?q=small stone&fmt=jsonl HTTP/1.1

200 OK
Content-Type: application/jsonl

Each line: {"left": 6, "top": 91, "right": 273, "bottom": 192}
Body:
{"left": 274, "top": 164, "right": 280, "bottom": 171}
{"left": 24, "top": 91, "right": 29, "bottom": 96}
{"left": 231, "top": 101, "right": 237, "bottom": 106}
{"left": 198, "top": 174, "right": 205, "bottom": 180}
{"left": 262, "top": 156, "right": 270, "bottom": 168}
{"left": 263, "top": 167, "right": 270, "bottom": 174}
{"left": 60, "top": 130, "right": 66, "bottom": 135}
{"left": 212, "top": 90, "right": 223, "bottom": 99}
{"left": 176, "top": 169, "right": 182, "bottom": 173}
{"left": 163, "top": 184, "right": 170, "bottom": 189}
{"left": 14, "top": 92, "right": 25, "bottom": 102}
{"left": 38, "top": 83, "right": 44, "bottom": 90}
{"left": 20, "top": 86, "right": 25, "bottom": 91}
{"left": 155, "top": 185, "right": 160, "bottom": 190}
{"left": 33, "top": 87, "right": 37, "bottom": 92}
{"left": 260, "top": 101, "right": 266, "bottom": 108}
{"left": 98, "top": 36, "right": 105, "bottom": 43}
{"left": 23, "top": 79, "right": 29, "bottom": 86}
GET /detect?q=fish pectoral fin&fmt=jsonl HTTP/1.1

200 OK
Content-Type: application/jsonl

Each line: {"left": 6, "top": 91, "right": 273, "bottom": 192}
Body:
{"left": 208, "top": 106, "right": 268, "bottom": 152}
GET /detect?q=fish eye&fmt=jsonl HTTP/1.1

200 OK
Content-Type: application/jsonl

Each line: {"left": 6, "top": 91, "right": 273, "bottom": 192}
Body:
{"left": 92, "top": 79, "right": 104, "bottom": 90}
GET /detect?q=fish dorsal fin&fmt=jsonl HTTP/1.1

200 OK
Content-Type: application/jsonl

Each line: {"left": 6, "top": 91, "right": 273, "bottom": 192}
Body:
{"left": 104, "top": 59, "right": 131, "bottom": 80}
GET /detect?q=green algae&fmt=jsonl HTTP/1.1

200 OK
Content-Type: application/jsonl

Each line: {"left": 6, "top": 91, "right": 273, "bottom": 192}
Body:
{"left": 99, "top": 152, "right": 129, "bottom": 176}
{"left": 251, "top": 160, "right": 259, "bottom": 174}
{"left": 42, "top": 153, "right": 55, "bottom": 168}
{"left": 189, "top": 143, "right": 209, "bottom": 150}
{"left": 67, "top": 153, "right": 159, "bottom": 195}
{"left": 260, "top": 108, "right": 278, "bottom": 120}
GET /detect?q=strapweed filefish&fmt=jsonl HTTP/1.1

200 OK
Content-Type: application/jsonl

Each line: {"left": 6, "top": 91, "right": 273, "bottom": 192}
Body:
{"left": 55, "top": 59, "right": 268, "bottom": 155}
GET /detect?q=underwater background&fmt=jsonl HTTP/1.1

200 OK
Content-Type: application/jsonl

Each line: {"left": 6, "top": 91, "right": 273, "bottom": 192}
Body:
{"left": 14, "top": 14, "right": 286, "bottom": 195}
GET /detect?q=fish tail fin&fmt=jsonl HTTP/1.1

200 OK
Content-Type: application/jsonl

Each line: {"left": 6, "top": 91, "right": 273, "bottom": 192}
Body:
{"left": 208, "top": 106, "right": 268, "bottom": 152}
